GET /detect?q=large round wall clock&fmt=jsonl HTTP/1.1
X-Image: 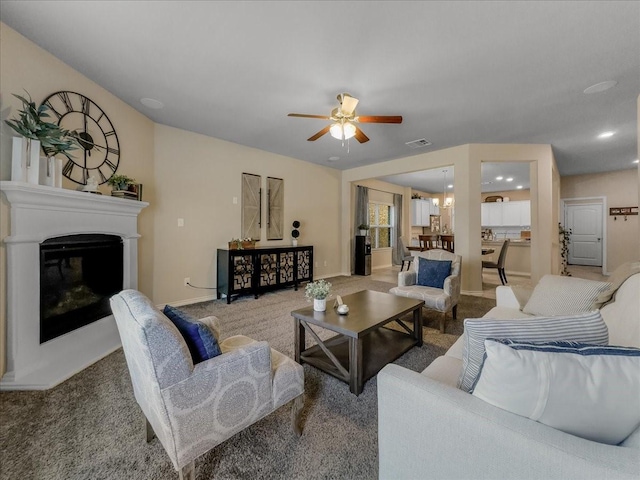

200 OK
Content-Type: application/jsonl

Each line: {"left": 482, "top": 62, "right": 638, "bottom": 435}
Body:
{"left": 41, "top": 91, "right": 120, "bottom": 185}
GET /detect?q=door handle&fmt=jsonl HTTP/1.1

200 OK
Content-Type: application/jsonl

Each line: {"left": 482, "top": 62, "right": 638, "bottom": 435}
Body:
{"left": 597, "top": 238, "right": 601, "bottom": 242}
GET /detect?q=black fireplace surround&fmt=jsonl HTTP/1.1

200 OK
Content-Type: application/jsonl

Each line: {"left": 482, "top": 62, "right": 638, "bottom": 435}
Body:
{"left": 40, "top": 234, "right": 123, "bottom": 343}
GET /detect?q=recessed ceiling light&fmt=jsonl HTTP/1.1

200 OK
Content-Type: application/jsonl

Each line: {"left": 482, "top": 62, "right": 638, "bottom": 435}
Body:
{"left": 328, "top": 156, "right": 340, "bottom": 162}
{"left": 516, "top": 185, "right": 523, "bottom": 189}
{"left": 597, "top": 131, "right": 615, "bottom": 139}
{"left": 634, "top": 159, "right": 640, "bottom": 164}
{"left": 140, "top": 97, "right": 164, "bottom": 109}
{"left": 583, "top": 80, "right": 618, "bottom": 94}
{"left": 447, "top": 184, "right": 453, "bottom": 189}
{"left": 506, "top": 177, "right": 513, "bottom": 182}
{"left": 495, "top": 176, "right": 503, "bottom": 181}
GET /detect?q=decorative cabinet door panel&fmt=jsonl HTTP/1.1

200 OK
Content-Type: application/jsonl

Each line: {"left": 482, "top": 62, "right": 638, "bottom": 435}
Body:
{"left": 279, "top": 252, "right": 295, "bottom": 283}
{"left": 259, "top": 253, "right": 278, "bottom": 287}
{"left": 242, "top": 173, "right": 261, "bottom": 240}
{"left": 297, "top": 249, "right": 312, "bottom": 281}
{"left": 232, "top": 255, "right": 254, "bottom": 290}
{"left": 267, "top": 177, "right": 284, "bottom": 240}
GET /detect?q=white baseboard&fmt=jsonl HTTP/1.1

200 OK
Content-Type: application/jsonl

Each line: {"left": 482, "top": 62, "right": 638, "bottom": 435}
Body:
{"left": 157, "top": 294, "right": 217, "bottom": 308}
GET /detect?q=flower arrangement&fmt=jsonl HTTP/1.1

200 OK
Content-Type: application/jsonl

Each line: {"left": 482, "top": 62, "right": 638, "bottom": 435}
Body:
{"left": 229, "top": 237, "right": 256, "bottom": 249}
{"left": 107, "top": 174, "right": 136, "bottom": 191}
{"left": 357, "top": 224, "right": 370, "bottom": 230}
{"left": 305, "top": 279, "right": 332, "bottom": 300}
{"left": 5, "top": 91, "right": 79, "bottom": 157}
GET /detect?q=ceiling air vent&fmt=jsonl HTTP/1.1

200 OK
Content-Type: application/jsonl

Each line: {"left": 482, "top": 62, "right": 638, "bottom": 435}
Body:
{"left": 405, "top": 139, "right": 432, "bottom": 149}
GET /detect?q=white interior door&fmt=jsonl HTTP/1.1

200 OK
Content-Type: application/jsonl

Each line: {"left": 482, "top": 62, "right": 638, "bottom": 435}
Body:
{"left": 565, "top": 203, "right": 603, "bottom": 266}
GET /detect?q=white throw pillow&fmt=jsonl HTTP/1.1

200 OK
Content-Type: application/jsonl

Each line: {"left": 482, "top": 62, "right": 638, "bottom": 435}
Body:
{"left": 458, "top": 310, "right": 608, "bottom": 392}
{"left": 472, "top": 339, "right": 640, "bottom": 445}
{"left": 523, "top": 275, "right": 612, "bottom": 316}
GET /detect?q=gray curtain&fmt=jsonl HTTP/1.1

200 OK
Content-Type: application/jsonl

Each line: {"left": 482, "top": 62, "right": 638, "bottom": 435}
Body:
{"left": 392, "top": 193, "right": 403, "bottom": 265}
{"left": 353, "top": 186, "right": 369, "bottom": 274}
{"left": 355, "top": 186, "right": 369, "bottom": 231}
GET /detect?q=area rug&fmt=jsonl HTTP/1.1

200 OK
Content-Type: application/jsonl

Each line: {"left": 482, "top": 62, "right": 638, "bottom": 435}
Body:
{"left": 0, "top": 275, "right": 495, "bottom": 480}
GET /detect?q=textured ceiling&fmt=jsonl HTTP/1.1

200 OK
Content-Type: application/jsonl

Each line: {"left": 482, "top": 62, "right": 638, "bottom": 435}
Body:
{"left": 2, "top": 1, "right": 638, "bottom": 184}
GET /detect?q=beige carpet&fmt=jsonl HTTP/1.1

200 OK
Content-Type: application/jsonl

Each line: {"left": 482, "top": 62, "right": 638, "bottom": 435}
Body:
{"left": 0, "top": 275, "right": 495, "bottom": 480}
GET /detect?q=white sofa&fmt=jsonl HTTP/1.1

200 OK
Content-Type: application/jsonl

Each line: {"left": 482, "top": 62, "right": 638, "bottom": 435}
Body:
{"left": 378, "top": 273, "right": 640, "bottom": 480}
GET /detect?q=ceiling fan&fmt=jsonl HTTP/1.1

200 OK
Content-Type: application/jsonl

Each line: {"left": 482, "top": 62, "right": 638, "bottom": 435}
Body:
{"left": 288, "top": 93, "right": 402, "bottom": 143}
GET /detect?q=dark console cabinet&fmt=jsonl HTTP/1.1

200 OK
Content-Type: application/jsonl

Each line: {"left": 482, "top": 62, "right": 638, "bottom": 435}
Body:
{"left": 355, "top": 235, "right": 371, "bottom": 276}
{"left": 217, "top": 245, "right": 313, "bottom": 303}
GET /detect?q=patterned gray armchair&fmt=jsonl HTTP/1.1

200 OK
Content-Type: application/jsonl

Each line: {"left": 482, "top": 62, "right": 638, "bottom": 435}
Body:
{"left": 110, "top": 290, "right": 304, "bottom": 480}
{"left": 389, "top": 249, "right": 462, "bottom": 333}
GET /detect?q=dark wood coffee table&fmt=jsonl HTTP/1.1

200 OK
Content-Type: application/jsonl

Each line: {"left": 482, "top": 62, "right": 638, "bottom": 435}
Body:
{"left": 291, "top": 290, "right": 424, "bottom": 395}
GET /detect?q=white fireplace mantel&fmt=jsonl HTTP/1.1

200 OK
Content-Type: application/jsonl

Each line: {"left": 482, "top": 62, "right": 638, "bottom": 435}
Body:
{"left": 0, "top": 181, "right": 149, "bottom": 390}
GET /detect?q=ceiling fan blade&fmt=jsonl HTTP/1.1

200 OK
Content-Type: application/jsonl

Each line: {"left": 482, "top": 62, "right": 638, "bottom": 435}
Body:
{"left": 307, "top": 125, "right": 331, "bottom": 141}
{"left": 288, "top": 113, "right": 331, "bottom": 120}
{"left": 341, "top": 95, "right": 359, "bottom": 116}
{"left": 354, "top": 126, "right": 370, "bottom": 143}
{"left": 356, "top": 115, "right": 403, "bottom": 124}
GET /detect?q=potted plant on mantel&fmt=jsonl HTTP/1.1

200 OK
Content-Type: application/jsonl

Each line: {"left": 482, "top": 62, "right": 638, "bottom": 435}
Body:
{"left": 107, "top": 174, "right": 138, "bottom": 199}
{"left": 305, "top": 279, "right": 332, "bottom": 312}
{"left": 5, "top": 91, "right": 78, "bottom": 185}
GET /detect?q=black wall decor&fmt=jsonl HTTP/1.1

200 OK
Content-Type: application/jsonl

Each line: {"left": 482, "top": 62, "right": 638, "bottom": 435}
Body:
{"left": 292, "top": 220, "right": 300, "bottom": 237}
{"left": 41, "top": 91, "right": 120, "bottom": 185}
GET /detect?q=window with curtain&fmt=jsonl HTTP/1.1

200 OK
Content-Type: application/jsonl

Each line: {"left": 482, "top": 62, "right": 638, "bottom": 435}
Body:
{"left": 369, "top": 203, "right": 393, "bottom": 249}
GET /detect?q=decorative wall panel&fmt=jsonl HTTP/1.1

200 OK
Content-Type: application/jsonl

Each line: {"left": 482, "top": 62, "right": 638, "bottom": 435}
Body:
{"left": 267, "top": 176, "right": 284, "bottom": 240}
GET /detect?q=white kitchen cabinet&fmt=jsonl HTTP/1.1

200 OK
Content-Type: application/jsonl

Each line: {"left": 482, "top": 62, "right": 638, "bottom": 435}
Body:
{"left": 411, "top": 199, "right": 432, "bottom": 226}
{"left": 502, "top": 202, "right": 521, "bottom": 225}
{"left": 520, "top": 201, "right": 531, "bottom": 226}
{"left": 481, "top": 202, "right": 503, "bottom": 226}
{"left": 481, "top": 200, "right": 530, "bottom": 226}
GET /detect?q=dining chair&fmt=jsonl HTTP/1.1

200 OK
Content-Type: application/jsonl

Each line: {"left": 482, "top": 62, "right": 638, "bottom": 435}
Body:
{"left": 482, "top": 239, "right": 510, "bottom": 285}
{"left": 440, "top": 235, "right": 454, "bottom": 253}
{"left": 419, "top": 234, "right": 439, "bottom": 250}
{"left": 398, "top": 237, "right": 414, "bottom": 271}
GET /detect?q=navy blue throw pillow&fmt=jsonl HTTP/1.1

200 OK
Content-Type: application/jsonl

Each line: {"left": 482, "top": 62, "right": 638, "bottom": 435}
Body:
{"left": 162, "top": 305, "right": 222, "bottom": 363}
{"left": 417, "top": 258, "right": 452, "bottom": 289}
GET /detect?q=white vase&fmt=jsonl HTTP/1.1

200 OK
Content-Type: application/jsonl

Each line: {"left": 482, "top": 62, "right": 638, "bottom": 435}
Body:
{"left": 313, "top": 298, "right": 326, "bottom": 312}
{"left": 39, "top": 157, "right": 56, "bottom": 187}
{"left": 292, "top": 239, "right": 298, "bottom": 247}
{"left": 11, "top": 137, "right": 40, "bottom": 183}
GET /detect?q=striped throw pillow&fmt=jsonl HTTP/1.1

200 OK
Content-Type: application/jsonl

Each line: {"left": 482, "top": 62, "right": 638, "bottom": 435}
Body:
{"left": 522, "top": 275, "right": 612, "bottom": 316}
{"left": 458, "top": 310, "right": 608, "bottom": 392}
{"left": 472, "top": 340, "right": 640, "bottom": 445}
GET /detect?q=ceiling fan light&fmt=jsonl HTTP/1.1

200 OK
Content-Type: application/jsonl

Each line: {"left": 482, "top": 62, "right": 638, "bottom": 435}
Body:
{"left": 330, "top": 123, "right": 343, "bottom": 140}
{"left": 343, "top": 122, "right": 356, "bottom": 139}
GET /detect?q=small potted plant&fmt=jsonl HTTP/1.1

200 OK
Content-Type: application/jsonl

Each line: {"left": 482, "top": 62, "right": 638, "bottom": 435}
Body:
{"left": 107, "top": 174, "right": 136, "bottom": 192}
{"left": 305, "top": 279, "right": 332, "bottom": 312}
{"left": 358, "top": 224, "right": 370, "bottom": 236}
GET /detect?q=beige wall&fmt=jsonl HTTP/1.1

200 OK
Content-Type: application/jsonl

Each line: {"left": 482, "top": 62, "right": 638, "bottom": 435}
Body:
{"left": 153, "top": 124, "right": 342, "bottom": 305}
{"left": 0, "top": 23, "right": 155, "bottom": 376}
{"left": 342, "top": 144, "right": 559, "bottom": 293}
{"left": 561, "top": 169, "right": 639, "bottom": 273}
